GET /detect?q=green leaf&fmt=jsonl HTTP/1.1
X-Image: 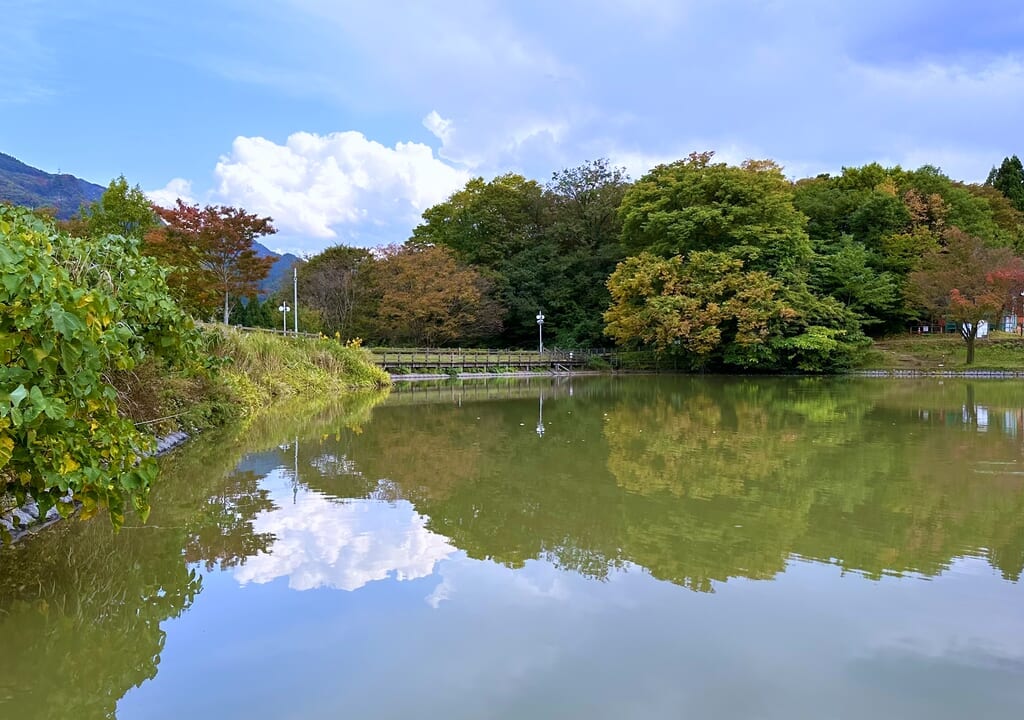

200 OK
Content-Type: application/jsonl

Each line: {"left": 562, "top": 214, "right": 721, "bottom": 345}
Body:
{"left": 9, "top": 384, "right": 28, "bottom": 408}
{"left": 50, "top": 308, "right": 85, "bottom": 336}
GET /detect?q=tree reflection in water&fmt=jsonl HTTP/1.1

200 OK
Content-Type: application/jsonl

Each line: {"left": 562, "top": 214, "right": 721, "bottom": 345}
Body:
{"left": 0, "top": 391, "right": 388, "bottom": 719}
{"left": 1, "top": 378, "right": 1023, "bottom": 718}
{"left": 320, "top": 378, "right": 1024, "bottom": 591}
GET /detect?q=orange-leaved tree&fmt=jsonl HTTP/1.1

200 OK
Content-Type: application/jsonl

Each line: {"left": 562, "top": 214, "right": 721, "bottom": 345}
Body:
{"left": 908, "top": 229, "right": 1024, "bottom": 364}
{"left": 372, "top": 244, "right": 502, "bottom": 346}
{"left": 150, "top": 201, "right": 275, "bottom": 323}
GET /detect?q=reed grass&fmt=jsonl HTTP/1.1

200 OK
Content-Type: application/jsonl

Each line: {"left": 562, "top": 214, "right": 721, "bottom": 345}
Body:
{"left": 208, "top": 327, "right": 390, "bottom": 416}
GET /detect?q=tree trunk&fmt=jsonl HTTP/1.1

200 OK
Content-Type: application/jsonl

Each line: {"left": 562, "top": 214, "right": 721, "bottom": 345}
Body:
{"left": 962, "top": 323, "right": 978, "bottom": 365}
{"left": 223, "top": 291, "right": 230, "bottom": 325}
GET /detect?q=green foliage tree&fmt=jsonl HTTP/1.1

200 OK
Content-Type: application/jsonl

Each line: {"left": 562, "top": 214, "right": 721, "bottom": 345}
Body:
{"left": 813, "top": 236, "right": 900, "bottom": 327}
{"left": 619, "top": 152, "right": 812, "bottom": 278}
{"left": 902, "top": 165, "right": 1021, "bottom": 247}
{"left": 614, "top": 153, "right": 865, "bottom": 369}
{"left": 408, "top": 162, "right": 632, "bottom": 348}
{"left": 0, "top": 206, "right": 204, "bottom": 528}
{"left": 604, "top": 252, "right": 790, "bottom": 368}
{"left": 793, "top": 169, "right": 912, "bottom": 259}
{"left": 230, "top": 296, "right": 277, "bottom": 329}
{"left": 412, "top": 173, "right": 546, "bottom": 267}
{"left": 543, "top": 159, "right": 629, "bottom": 345}
{"left": 411, "top": 173, "right": 548, "bottom": 345}
{"left": 77, "top": 175, "right": 159, "bottom": 241}
{"left": 794, "top": 162, "right": 1024, "bottom": 333}
{"left": 985, "top": 154, "right": 1024, "bottom": 213}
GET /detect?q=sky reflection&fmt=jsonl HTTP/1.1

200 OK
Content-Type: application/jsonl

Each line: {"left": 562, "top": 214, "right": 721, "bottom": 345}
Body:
{"left": 233, "top": 471, "right": 455, "bottom": 592}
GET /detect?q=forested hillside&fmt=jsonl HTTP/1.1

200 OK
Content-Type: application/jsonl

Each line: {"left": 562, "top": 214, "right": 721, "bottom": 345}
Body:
{"left": 0, "top": 152, "right": 104, "bottom": 219}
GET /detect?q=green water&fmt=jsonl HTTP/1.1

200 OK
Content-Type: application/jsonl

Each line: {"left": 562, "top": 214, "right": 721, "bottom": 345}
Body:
{"left": 1, "top": 376, "right": 1022, "bottom": 718}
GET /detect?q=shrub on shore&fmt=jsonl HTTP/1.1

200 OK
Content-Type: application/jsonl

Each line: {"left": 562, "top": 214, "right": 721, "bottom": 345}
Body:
{"left": 0, "top": 205, "right": 204, "bottom": 528}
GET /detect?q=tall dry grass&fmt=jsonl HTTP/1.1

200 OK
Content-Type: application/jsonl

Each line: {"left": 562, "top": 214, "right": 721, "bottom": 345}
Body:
{"left": 208, "top": 327, "right": 390, "bottom": 416}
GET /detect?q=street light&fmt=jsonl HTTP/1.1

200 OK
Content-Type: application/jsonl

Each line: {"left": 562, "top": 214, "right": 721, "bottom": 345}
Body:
{"left": 536, "top": 311, "right": 545, "bottom": 354}
{"left": 278, "top": 302, "right": 290, "bottom": 333}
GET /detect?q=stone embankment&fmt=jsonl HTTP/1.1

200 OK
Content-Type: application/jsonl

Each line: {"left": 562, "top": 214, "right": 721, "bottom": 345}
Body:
{"left": 854, "top": 369, "right": 1024, "bottom": 378}
{"left": 0, "top": 430, "right": 190, "bottom": 545}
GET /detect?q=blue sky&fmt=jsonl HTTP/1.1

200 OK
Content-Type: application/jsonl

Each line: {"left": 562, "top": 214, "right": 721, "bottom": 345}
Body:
{"left": 3, "top": 0, "right": 1023, "bottom": 255}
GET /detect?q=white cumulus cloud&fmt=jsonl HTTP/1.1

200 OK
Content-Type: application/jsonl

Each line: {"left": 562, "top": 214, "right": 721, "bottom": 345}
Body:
{"left": 213, "top": 131, "right": 471, "bottom": 241}
{"left": 423, "top": 110, "right": 455, "bottom": 147}
{"left": 146, "top": 177, "right": 196, "bottom": 208}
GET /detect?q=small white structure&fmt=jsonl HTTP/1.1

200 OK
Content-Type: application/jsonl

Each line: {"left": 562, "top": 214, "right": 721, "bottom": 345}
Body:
{"left": 958, "top": 320, "right": 989, "bottom": 338}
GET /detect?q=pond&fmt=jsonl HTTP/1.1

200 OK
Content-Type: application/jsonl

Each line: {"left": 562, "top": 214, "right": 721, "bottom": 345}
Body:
{"left": 1, "top": 376, "right": 1022, "bottom": 718}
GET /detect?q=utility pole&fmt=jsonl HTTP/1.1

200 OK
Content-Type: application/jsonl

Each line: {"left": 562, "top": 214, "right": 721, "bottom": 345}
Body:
{"left": 293, "top": 266, "right": 299, "bottom": 335}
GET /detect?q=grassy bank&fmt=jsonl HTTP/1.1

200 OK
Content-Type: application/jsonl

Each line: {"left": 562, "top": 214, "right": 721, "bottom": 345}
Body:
{"left": 108, "top": 327, "right": 390, "bottom": 437}
{"left": 2, "top": 327, "right": 389, "bottom": 541}
{"left": 857, "top": 332, "right": 1024, "bottom": 371}
{"left": 206, "top": 327, "right": 391, "bottom": 419}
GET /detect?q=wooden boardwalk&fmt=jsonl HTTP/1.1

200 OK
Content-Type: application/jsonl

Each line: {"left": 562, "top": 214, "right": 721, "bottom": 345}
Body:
{"left": 223, "top": 326, "right": 615, "bottom": 373}
{"left": 370, "top": 348, "right": 606, "bottom": 373}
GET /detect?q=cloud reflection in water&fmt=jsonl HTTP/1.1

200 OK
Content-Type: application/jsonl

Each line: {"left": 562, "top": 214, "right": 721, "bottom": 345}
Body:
{"left": 234, "top": 475, "right": 456, "bottom": 592}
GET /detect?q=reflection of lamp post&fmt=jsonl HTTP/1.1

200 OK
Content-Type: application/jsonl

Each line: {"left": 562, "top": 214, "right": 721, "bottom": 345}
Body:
{"left": 292, "top": 436, "right": 299, "bottom": 503}
{"left": 278, "top": 302, "right": 290, "bottom": 333}
{"left": 536, "top": 311, "right": 545, "bottom": 354}
{"left": 536, "top": 393, "right": 545, "bottom": 437}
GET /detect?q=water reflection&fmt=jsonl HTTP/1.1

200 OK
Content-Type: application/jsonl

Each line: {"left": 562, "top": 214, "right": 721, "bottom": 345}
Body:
{"left": 0, "top": 435, "right": 261, "bottom": 718}
{"left": 234, "top": 472, "right": 454, "bottom": 592}
{"left": 329, "top": 377, "right": 1024, "bottom": 588}
{"left": 1, "top": 379, "right": 1023, "bottom": 719}
{"left": 0, "top": 392, "right": 389, "bottom": 720}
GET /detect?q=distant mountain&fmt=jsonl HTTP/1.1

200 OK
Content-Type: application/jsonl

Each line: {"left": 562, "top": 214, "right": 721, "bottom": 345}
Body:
{"left": 0, "top": 152, "right": 105, "bottom": 220}
{"left": 254, "top": 241, "right": 303, "bottom": 296}
{"left": 1, "top": 152, "right": 303, "bottom": 294}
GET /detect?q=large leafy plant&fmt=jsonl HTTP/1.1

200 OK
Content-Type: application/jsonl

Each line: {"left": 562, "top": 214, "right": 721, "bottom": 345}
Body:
{"left": 1, "top": 206, "right": 202, "bottom": 529}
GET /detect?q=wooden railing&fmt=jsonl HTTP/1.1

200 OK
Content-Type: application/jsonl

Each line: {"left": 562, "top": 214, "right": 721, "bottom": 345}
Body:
{"left": 228, "top": 324, "right": 325, "bottom": 339}
{"left": 223, "top": 325, "right": 616, "bottom": 371}
{"left": 371, "top": 347, "right": 616, "bottom": 372}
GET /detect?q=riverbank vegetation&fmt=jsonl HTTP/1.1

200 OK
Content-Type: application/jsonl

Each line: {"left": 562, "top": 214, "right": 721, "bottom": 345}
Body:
{"left": 211, "top": 327, "right": 389, "bottom": 411}
{"left": 1, "top": 201, "right": 387, "bottom": 535}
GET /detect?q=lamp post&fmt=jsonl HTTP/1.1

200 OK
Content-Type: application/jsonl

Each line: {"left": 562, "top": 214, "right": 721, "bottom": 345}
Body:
{"left": 293, "top": 266, "right": 299, "bottom": 335}
{"left": 278, "top": 301, "right": 290, "bottom": 333}
{"left": 536, "top": 311, "right": 545, "bottom": 354}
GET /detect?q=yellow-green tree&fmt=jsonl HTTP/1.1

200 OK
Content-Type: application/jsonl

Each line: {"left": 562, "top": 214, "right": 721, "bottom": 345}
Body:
{"left": 604, "top": 251, "right": 792, "bottom": 368}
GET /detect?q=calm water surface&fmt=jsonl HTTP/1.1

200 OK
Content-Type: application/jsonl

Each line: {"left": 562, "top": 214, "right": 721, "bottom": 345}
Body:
{"left": 1, "top": 376, "right": 1023, "bottom": 718}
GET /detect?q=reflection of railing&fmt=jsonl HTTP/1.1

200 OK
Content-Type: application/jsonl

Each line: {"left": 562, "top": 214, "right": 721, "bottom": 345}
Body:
{"left": 386, "top": 376, "right": 581, "bottom": 406}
